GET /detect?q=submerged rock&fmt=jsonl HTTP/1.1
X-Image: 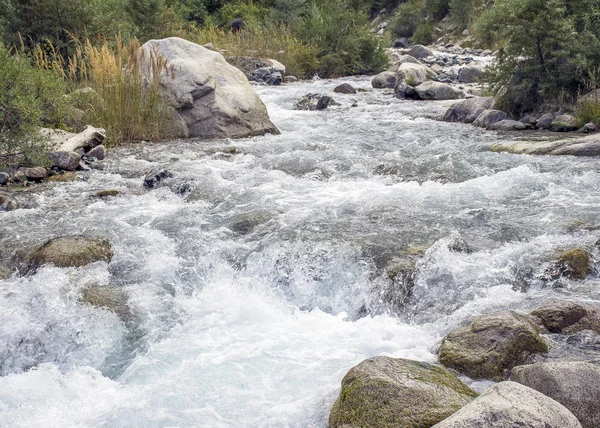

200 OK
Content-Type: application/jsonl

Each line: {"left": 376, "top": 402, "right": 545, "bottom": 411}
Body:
{"left": 0, "top": 193, "right": 18, "bottom": 211}
{"left": 138, "top": 38, "right": 279, "bottom": 139}
{"left": 143, "top": 169, "right": 173, "bottom": 189}
{"left": 438, "top": 310, "right": 549, "bottom": 381}
{"left": 27, "top": 235, "right": 114, "bottom": 272}
{"left": 433, "top": 381, "right": 582, "bottom": 427}
{"left": 96, "top": 189, "right": 121, "bottom": 198}
{"left": 333, "top": 83, "right": 357, "bottom": 94}
{"left": 545, "top": 248, "right": 591, "bottom": 281}
{"left": 530, "top": 301, "right": 600, "bottom": 334}
{"left": 294, "top": 94, "right": 339, "bottom": 111}
{"left": 510, "top": 361, "right": 600, "bottom": 428}
{"left": 489, "top": 134, "right": 600, "bottom": 156}
{"left": 329, "top": 356, "right": 477, "bottom": 428}
{"left": 80, "top": 285, "right": 132, "bottom": 323}
{"left": 46, "top": 172, "right": 77, "bottom": 183}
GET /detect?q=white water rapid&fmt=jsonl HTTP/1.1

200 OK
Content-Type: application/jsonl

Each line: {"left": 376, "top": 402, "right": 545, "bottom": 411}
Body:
{"left": 1, "top": 77, "right": 599, "bottom": 427}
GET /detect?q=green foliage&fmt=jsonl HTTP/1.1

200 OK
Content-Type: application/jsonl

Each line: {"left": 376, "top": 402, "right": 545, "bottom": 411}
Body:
{"left": 411, "top": 23, "right": 435, "bottom": 45}
{"left": 476, "top": 0, "right": 587, "bottom": 116}
{"left": 0, "top": 45, "right": 68, "bottom": 167}
{"left": 390, "top": 0, "right": 425, "bottom": 38}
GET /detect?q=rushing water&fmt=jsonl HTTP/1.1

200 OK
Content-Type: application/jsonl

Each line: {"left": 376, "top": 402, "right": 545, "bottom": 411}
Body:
{"left": 1, "top": 77, "right": 600, "bottom": 427}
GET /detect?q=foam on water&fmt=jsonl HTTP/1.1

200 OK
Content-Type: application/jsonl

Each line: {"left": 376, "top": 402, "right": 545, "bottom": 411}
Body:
{"left": 1, "top": 77, "right": 600, "bottom": 426}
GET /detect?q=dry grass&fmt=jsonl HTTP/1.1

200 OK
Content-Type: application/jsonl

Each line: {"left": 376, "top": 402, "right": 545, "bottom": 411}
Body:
{"left": 33, "top": 36, "right": 175, "bottom": 145}
{"left": 186, "top": 24, "right": 319, "bottom": 78}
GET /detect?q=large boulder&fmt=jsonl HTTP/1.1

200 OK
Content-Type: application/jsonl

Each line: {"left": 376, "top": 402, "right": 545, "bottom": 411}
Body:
{"left": 397, "top": 62, "right": 437, "bottom": 86}
{"left": 438, "top": 310, "right": 549, "bottom": 381}
{"left": 389, "top": 55, "right": 422, "bottom": 72}
{"left": 27, "top": 235, "right": 114, "bottom": 272}
{"left": 329, "top": 357, "right": 477, "bottom": 428}
{"left": 139, "top": 37, "right": 278, "bottom": 139}
{"left": 458, "top": 65, "right": 486, "bottom": 83}
{"left": 442, "top": 97, "right": 494, "bottom": 123}
{"left": 551, "top": 114, "right": 579, "bottom": 132}
{"left": 530, "top": 301, "right": 600, "bottom": 334}
{"left": 407, "top": 44, "right": 434, "bottom": 59}
{"left": 473, "top": 109, "right": 508, "bottom": 128}
{"left": 510, "top": 362, "right": 600, "bottom": 428}
{"left": 433, "top": 381, "right": 582, "bottom": 428}
{"left": 48, "top": 151, "right": 81, "bottom": 171}
{"left": 415, "top": 81, "right": 465, "bottom": 100}
{"left": 372, "top": 71, "right": 398, "bottom": 89}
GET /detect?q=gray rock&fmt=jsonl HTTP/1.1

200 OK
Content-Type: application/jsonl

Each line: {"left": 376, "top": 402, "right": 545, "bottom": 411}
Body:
{"left": 329, "top": 356, "right": 477, "bottom": 428}
{"left": 579, "top": 122, "right": 598, "bottom": 133}
{"left": 333, "top": 83, "right": 357, "bottom": 94}
{"left": 489, "top": 119, "right": 527, "bottom": 131}
{"left": 84, "top": 145, "right": 106, "bottom": 160}
{"left": 294, "top": 94, "right": 339, "bottom": 111}
{"left": 48, "top": 151, "right": 81, "bottom": 171}
{"left": 395, "top": 83, "right": 418, "bottom": 100}
{"left": 371, "top": 71, "right": 398, "bottom": 89}
{"left": 458, "top": 65, "right": 486, "bottom": 83}
{"left": 389, "top": 55, "right": 422, "bottom": 71}
{"left": 433, "top": 381, "right": 582, "bottom": 428}
{"left": 392, "top": 37, "right": 409, "bottom": 48}
{"left": 398, "top": 62, "right": 437, "bottom": 86}
{"left": 473, "top": 110, "right": 509, "bottom": 128}
{"left": 0, "top": 172, "right": 9, "bottom": 185}
{"left": 284, "top": 76, "right": 298, "bottom": 83}
{"left": 443, "top": 97, "right": 494, "bottom": 123}
{"left": 511, "top": 362, "right": 600, "bottom": 428}
{"left": 415, "top": 81, "right": 465, "bottom": 100}
{"left": 439, "top": 310, "right": 549, "bottom": 381}
{"left": 536, "top": 113, "right": 555, "bottom": 129}
{"left": 250, "top": 67, "right": 283, "bottom": 86}
{"left": 489, "top": 134, "right": 600, "bottom": 156}
{"left": 530, "top": 301, "right": 600, "bottom": 334}
{"left": 0, "top": 193, "right": 18, "bottom": 211}
{"left": 15, "top": 167, "right": 47, "bottom": 182}
{"left": 407, "top": 44, "right": 434, "bottom": 59}
{"left": 27, "top": 235, "right": 114, "bottom": 272}
{"left": 138, "top": 37, "right": 279, "bottom": 139}
{"left": 551, "top": 114, "right": 579, "bottom": 132}
{"left": 80, "top": 285, "right": 132, "bottom": 323}
{"left": 144, "top": 169, "right": 173, "bottom": 189}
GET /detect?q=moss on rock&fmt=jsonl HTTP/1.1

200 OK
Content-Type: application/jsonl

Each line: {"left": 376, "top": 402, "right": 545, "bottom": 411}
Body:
{"left": 27, "top": 235, "right": 113, "bottom": 272}
{"left": 329, "top": 356, "right": 477, "bottom": 428}
{"left": 80, "top": 285, "right": 132, "bottom": 323}
{"left": 438, "top": 310, "right": 549, "bottom": 381}
{"left": 554, "top": 249, "right": 591, "bottom": 280}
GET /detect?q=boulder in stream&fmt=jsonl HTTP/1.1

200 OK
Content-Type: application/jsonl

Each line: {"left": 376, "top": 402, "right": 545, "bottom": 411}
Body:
{"left": 415, "top": 81, "right": 465, "bottom": 100}
{"left": 294, "top": 94, "right": 339, "bottom": 111}
{"left": 371, "top": 71, "right": 398, "bottom": 89}
{"left": 443, "top": 97, "right": 494, "bottom": 123}
{"left": 144, "top": 169, "right": 173, "bottom": 189}
{"left": 438, "top": 310, "right": 549, "bottom": 381}
{"left": 530, "top": 301, "right": 600, "bottom": 334}
{"left": 510, "top": 361, "right": 600, "bottom": 428}
{"left": 138, "top": 37, "right": 279, "bottom": 139}
{"left": 473, "top": 110, "right": 508, "bottom": 128}
{"left": 433, "top": 381, "right": 582, "bottom": 428}
{"left": 80, "top": 285, "right": 132, "bottom": 323}
{"left": 333, "top": 83, "right": 357, "bottom": 94}
{"left": 48, "top": 151, "right": 81, "bottom": 171}
{"left": 27, "top": 235, "right": 114, "bottom": 272}
{"left": 544, "top": 248, "right": 591, "bottom": 281}
{"left": 329, "top": 356, "right": 477, "bottom": 428}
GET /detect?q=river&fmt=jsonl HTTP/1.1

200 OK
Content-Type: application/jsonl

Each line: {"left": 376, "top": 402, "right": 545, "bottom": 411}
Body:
{"left": 1, "top": 77, "right": 599, "bottom": 427}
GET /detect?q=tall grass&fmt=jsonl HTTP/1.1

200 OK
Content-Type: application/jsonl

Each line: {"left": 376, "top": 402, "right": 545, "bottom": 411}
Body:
{"left": 34, "top": 36, "right": 175, "bottom": 145}
{"left": 186, "top": 24, "right": 319, "bottom": 78}
{"left": 575, "top": 70, "right": 600, "bottom": 127}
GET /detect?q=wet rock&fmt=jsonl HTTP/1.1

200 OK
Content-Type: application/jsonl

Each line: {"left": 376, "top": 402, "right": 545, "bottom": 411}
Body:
{"left": 46, "top": 172, "right": 77, "bottom": 183}
{"left": 333, "top": 83, "right": 357, "bottom": 94}
{"left": 536, "top": 113, "right": 555, "bottom": 129}
{"left": 250, "top": 67, "right": 283, "bottom": 86}
{"left": 457, "top": 65, "right": 486, "bottom": 83}
{"left": 489, "top": 134, "right": 600, "bottom": 156}
{"left": 84, "top": 145, "right": 106, "bottom": 161}
{"left": 0, "top": 193, "right": 18, "bottom": 211}
{"left": 442, "top": 97, "right": 494, "bottom": 123}
{"left": 229, "top": 211, "right": 271, "bottom": 234}
{"left": 15, "top": 167, "right": 47, "bottom": 182}
{"left": 546, "top": 248, "right": 591, "bottom": 281}
{"left": 510, "top": 362, "right": 600, "bottom": 428}
{"left": 391, "top": 37, "right": 409, "bottom": 48}
{"left": 473, "top": 110, "right": 508, "bottom": 128}
{"left": 0, "top": 172, "right": 10, "bottom": 185}
{"left": 415, "top": 81, "right": 465, "bottom": 100}
{"left": 394, "top": 83, "right": 419, "bottom": 100}
{"left": 530, "top": 301, "right": 600, "bottom": 334}
{"left": 406, "top": 44, "right": 434, "bottom": 59}
{"left": 433, "top": 381, "right": 582, "bottom": 428}
{"left": 489, "top": 119, "right": 527, "bottom": 131}
{"left": 294, "top": 94, "right": 339, "bottom": 111}
{"left": 48, "top": 151, "right": 81, "bottom": 171}
{"left": 27, "top": 235, "right": 114, "bottom": 272}
{"left": 80, "top": 285, "right": 132, "bottom": 323}
{"left": 143, "top": 169, "right": 173, "bottom": 189}
{"left": 438, "top": 310, "right": 549, "bottom": 381}
{"left": 329, "top": 357, "right": 477, "bottom": 428}
{"left": 139, "top": 38, "right": 279, "bottom": 139}
{"left": 96, "top": 190, "right": 121, "bottom": 198}
{"left": 551, "top": 114, "right": 579, "bottom": 132}
{"left": 371, "top": 71, "right": 398, "bottom": 89}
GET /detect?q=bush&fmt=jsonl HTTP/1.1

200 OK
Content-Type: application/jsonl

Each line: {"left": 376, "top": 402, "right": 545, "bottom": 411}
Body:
{"left": 0, "top": 45, "right": 68, "bottom": 167}
{"left": 411, "top": 23, "right": 435, "bottom": 45}
{"left": 390, "top": 0, "right": 425, "bottom": 38}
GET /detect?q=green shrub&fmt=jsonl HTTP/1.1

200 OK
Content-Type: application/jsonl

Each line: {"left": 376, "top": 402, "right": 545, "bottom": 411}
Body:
{"left": 575, "top": 96, "right": 600, "bottom": 127}
{"left": 411, "top": 23, "right": 435, "bottom": 45}
{"left": 0, "top": 46, "right": 68, "bottom": 167}
{"left": 390, "top": 0, "right": 425, "bottom": 38}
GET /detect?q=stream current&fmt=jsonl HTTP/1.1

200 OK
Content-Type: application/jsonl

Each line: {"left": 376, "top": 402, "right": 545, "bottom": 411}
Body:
{"left": 1, "top": 77, "right": 600, "bottom": 427}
